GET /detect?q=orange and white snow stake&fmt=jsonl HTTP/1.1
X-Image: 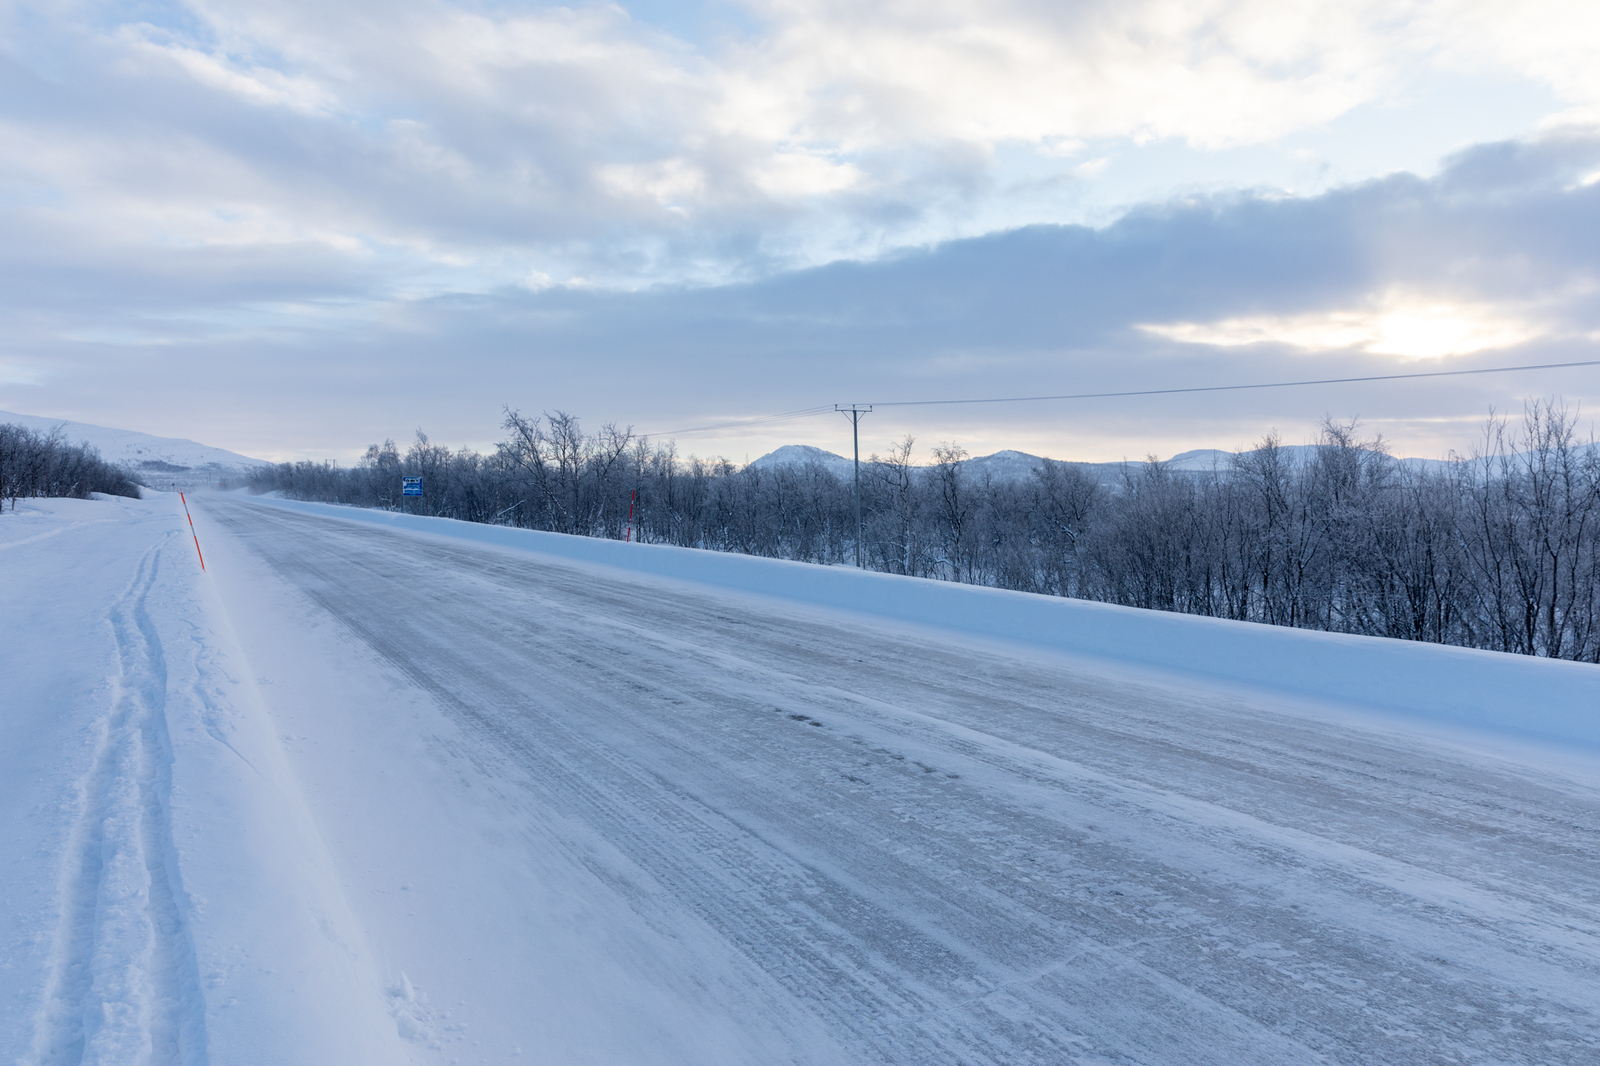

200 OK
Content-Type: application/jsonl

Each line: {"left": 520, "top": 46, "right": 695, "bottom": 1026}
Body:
{"left": 179, "top": 491, "right": 206, "bottom": 571}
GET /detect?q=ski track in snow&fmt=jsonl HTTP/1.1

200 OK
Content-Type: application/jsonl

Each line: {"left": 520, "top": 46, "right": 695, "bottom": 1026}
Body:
{"left": 204, "top": 498, "right": 1600, "bottom": 1065}
{"left": 0, "top": 518, "right": 125, "bottom": 554}
{"left": 28, "top": 537, "right": 209, "bottom": 1066}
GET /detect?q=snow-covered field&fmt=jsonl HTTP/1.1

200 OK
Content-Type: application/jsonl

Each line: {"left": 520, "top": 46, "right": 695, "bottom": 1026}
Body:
{"left": 5, "top": 492, "right": 1600, "bottom": 1065}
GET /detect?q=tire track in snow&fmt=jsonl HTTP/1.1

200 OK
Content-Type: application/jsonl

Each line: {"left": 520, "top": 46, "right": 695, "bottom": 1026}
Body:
{"left": 28, "top": 540, "right": 208, "bottom": 1066}
{"left": 210, "top": 509, "right": 1333, "bottom": 1062}
{"left": 209, "top": 500, "right": 1600, "bottom": 1064}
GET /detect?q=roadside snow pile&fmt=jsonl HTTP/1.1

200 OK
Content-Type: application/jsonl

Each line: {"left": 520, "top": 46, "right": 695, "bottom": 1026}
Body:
{"left": 0, "top": 495, "right": 408, "bottom": 1065}
{"left": 247, "top": 494, "right": 1600, "bottom": 748}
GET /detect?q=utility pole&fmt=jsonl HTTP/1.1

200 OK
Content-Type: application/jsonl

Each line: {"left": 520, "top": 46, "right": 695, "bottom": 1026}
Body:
{"left": 835, "top": 404, "right": 872, "bottom": 568}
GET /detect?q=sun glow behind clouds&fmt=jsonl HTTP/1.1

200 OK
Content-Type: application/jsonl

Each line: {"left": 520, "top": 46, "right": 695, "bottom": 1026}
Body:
{"left": 1140, "top": 296, "right": 1546, "bottom": 359}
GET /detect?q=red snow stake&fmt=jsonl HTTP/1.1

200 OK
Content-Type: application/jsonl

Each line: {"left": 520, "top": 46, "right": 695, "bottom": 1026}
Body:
{"left": 626, "top": 489, "right": 637, "bottom": 543}
{"left": 180, "top": 491, "right": 206, "bottom": 571}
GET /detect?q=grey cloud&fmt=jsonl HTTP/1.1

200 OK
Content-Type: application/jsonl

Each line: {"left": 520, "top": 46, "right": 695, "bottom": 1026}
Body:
{"left": 515, "top": 131, "right": 1600, "bottom": 351}
{"left": 4, "top": 125, "right": 1600, "bottom": 461}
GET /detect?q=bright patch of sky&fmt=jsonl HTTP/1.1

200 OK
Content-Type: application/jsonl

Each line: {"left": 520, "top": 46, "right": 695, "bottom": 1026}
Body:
{"left": 1141, "top": 293, "right": 1549, "bottom": 361}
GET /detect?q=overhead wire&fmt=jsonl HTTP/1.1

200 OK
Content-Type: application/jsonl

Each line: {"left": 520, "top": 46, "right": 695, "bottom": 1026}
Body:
{"left": 858, "top": 358, "right": 1600, "bottom": 408}
{"left": 639, "top": 357, "right": 1600, "bottom": 439}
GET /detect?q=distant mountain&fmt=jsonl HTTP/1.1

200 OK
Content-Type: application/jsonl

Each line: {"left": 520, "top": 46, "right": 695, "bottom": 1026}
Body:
{"left": 1164, "top": 449, "right": 1236, "bottom": 472}
{"left": 749, "top": 443, "right": 1455, "bottom": 482}
{"left": 749, "top": 445, "right": 1057, "bottom": 482}
{"left": 748, "top": 444, "right": 1058, "bottom": 483}
{"left": 962, "top": 450, "right": 1049, "bottom": 481}
{"left": 1165, "top": 445, "right": 1455, "bottom": 475}
{"left": 747, "top": 444, "right": 857, "bottom": 480}
{"left": 0, "top": 410, "right": 270, "bottom": 479}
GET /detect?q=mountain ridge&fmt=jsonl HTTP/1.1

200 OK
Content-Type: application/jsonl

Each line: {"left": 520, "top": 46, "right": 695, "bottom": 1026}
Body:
{"left": 749, "top": 443, "right": 1454, "bottom": 481}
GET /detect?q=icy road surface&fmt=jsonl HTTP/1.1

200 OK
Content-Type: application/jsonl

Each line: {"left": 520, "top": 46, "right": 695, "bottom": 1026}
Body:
{"left": 188, "top": 495, "right": 1600, "bottom": 1065}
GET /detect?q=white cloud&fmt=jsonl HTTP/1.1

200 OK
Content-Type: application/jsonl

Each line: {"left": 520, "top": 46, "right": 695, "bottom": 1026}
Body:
{"left": 3, "top": 0, "right": 1600, "bottom": 293}
{"left": 1427, "top": 0, "right": 1600, "bottom": 110}
{"left": 119, "top": 32, "right": 338, "bottom": 116}
{"left": 750, "top": 152, "right": 861, "bottom": 198}
{"left": 1141, "top": 294, "right": 1548, "bottom": 359}
{"left": 597, "top": 158, "right": 708, "bottom": 208}
{"left": 724, "top": 0, "right": 1406, "bottom": 151}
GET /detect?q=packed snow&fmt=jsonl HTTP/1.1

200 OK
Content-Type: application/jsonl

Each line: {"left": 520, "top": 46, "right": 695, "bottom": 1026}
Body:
{"left": 4, "top": 490, "right": 1599, "bottom": 1064}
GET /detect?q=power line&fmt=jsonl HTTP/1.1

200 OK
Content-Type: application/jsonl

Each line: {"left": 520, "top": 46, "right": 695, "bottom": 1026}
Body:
{"left": 642, "top": 357, "right": 1600, "bottom": 439}
{"left": 858, "top": 358, "right": 1600, "bottom": 408}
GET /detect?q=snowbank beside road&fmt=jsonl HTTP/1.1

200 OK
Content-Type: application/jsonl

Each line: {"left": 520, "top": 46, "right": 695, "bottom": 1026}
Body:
{"left": 242, "top": 494, "right": 1600, "bottom": 748}
{"left": 0, "top": 495, "right": 404, "bottom": 1065}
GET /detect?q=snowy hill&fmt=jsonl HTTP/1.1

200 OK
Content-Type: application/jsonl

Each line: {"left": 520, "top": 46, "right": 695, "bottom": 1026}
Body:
{"left": 749, "top": 444, "right": 1054, "bottom": 482}
{"left": 958, "top": 449, "right": 1042, "bottom": 481}
{"left": 751, "top": 443, "right": 1453, "bottom": 482}
{"left": 0, "top": 409, "right": 269, "bottom": 478}
{"left": 1164, "top": 448, "right": 1239, "bottom": 471}
{"left": 1166, "top": 445, "right": 1456, "bottom": 474}
{"left": 746, "top": 444, "right": 857, "bottom": 480}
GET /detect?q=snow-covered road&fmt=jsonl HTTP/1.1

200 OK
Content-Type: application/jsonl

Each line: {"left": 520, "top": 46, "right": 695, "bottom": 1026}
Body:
{"left": 191, "top": 495, "right": 1600, "bottom": 1064}
{"left": 7, "top": 492, "right": 1600, "bottom": 1064}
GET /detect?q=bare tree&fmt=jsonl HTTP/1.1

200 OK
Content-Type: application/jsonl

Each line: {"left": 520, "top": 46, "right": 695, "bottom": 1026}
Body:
{"left": 249, "top": 402, "right": 1600, "bottom": 664}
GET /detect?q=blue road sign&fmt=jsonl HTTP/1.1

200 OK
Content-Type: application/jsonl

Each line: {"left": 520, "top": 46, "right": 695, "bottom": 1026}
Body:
{"left": 402, "top": 476, "right": 423, "bottom": 497}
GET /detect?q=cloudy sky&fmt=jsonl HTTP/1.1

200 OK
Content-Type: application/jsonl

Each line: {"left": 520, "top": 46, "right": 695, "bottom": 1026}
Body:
{"left": 3, "top": 0, "right": 1599, "bottom": 463}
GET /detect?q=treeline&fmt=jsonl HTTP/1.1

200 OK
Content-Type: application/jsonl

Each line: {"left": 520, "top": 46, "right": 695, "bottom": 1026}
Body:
{"left": 247, "top": 403, "right": 1600, "bottom": 662}
{"left": 0, "top": 423, "right": 141, "bottom": 509}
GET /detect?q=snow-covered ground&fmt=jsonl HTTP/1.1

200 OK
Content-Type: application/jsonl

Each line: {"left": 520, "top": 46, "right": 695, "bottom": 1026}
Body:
{"left": 0, "top": 410, "right": 268, "bottom": 487}
{"left": 5, "top": 492, "right": 1600, "bottom": 1064}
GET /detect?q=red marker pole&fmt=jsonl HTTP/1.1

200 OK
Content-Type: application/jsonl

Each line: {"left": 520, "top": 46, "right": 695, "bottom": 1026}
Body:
{"left": 625, "top": 489, "right": 637, "bottom": 543}
{"left": 180, "top": 491, "right": 206, "bottom": 571}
